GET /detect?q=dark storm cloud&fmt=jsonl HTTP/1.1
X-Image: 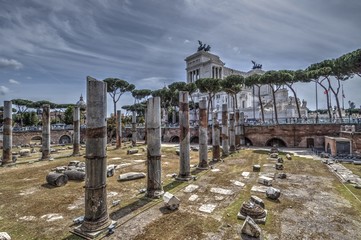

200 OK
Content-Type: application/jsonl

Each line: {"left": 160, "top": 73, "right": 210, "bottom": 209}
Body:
{"left": 0, "top": 0, "right": 360, "bottom": 111}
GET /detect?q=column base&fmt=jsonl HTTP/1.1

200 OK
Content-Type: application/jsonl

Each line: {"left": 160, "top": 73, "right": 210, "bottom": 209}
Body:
{"left": 196, "top": 165, "right": 209, "bottom": 170}
{"left": 146, "top": 190, "right": 164, "bottom": 199}
{"left": 71, "top": 220, "right": 116, "bottom": 239}
{"left": 175, "top": 175, "right": 193, "bottom": 181}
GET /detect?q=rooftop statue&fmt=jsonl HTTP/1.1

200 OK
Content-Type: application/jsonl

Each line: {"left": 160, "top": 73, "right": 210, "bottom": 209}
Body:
{"left": 251, "top": 60, "right": 262, "bottom": 70}
{"left": 198, "top": 40, "right": 211, "bottom": 52}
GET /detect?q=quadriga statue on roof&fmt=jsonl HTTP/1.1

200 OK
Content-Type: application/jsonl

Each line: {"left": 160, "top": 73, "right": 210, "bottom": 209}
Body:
{"left": 197, "top": 40, "right": 211, "bottom": 52}
{"left": 251, "top": 60, "right": 262, "bottom": 69}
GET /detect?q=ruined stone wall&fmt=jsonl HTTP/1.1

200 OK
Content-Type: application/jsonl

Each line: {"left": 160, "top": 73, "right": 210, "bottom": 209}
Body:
{"left": 244, "top": 124, "right": 342, "bottom": 148}
{"left": 340, "top": 132, "right": 361, "bottom": 154}
{"left": 0, "top": 130, "right": 73, "bottom": 147}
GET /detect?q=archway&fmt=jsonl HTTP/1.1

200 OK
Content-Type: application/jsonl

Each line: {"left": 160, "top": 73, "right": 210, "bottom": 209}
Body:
{"left": 170, "top": 136, "right": 180, "bottom": 143}
{"left": 326, "top": 143, "right": 331, "bottom": 154}
{"left": 59, "top": 135, "right": 71, "bottom": 144}
{"left": 245, "top": 137, "right": 253, "bottom": 146}
{"left": 190, "top": 136, "right": 199, "bottom": 144}
{"left": 30, "top": 136, "right": 42, "bottom": 145}
{"left": 265, "top": 138, "right": 287, "bottom": 148}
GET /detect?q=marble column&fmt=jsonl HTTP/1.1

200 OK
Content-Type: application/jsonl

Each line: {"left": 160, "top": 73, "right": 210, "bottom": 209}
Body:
{"left": 197, "top": 99, "right": 208, "bottom": 169}
{"left": 41, "top": 104, "right": 50, "bottom": 160}
{"left": 2, "top": 101, "right": 12, "bottom": 164}
{"left": 176, "top": 91, "right": 192, "bottom": 181}
{"left": 146, "top": 97, "right": 164, "bottom": 198}
{"left": 221, "top": 104, "right": 229, "bottom": 157}
{"left": 73, "top": 106, "right": 80, "bottom": 155}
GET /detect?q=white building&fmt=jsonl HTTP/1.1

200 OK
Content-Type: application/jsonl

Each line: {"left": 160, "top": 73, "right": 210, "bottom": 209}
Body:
{"left": 185, "top": 50, "right": 308, "bottom": 123}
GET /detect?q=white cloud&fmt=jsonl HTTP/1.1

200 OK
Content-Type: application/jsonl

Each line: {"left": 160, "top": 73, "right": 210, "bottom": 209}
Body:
{"left": 9, "top": 79, "right": 20, "bottom": 84}
{"left": 0, "top": 86, "right": 9, "bottom": 95}
{"left": 0, "top": 58, "right": 23, "bottom": 69}
{"left": 184, "top": 39, "right": 190, "bottom": 43}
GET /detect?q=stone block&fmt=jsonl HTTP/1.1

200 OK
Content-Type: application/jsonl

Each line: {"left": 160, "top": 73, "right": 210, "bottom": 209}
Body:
{"left": 210, "top": 187, "right": 234, "bottom": 195}
{"left": 269, "top": 153, "right": 278, "bottom": 158}
{"left": 198, "top": 203, "right": 216, "bottom": 213}
{"left": 257, "top": 176, "right": 273, "bottom": 186}
{"left": 0, "top": 232, "right": 11, "bottom": 240}
{"left": 253, "top": 165, "right": 261, "bottom": 172}
{"left": 19, "top": 149, "right": 31, "bottom": 157}
{"left": 250, "top": 195, "right": 265, "bottom": 208}
{"left": 277, "top": 173, "right": 287, "bottom": 179}
{"left": 275, "top": 163, "right": 284, "bottom": 170}
{"left": 353, "top": 161, "right": 361, "bottom": 165}
{"left": 127, "top": 149, "right": 139, "bottom": 155}
{"left": 118, "top": 172, "right": 146, "bottom": 181}
{"left": 266, "top": 187, "right": 281, "bottom": 200}
{"left": 163, "top": 192, "right": 180, "bottom": 210}
{"left": 241, "top": 216, "right": 262, "bottom": 238}
{"left": 277, "top": 157, "right": 284, "bottom": 163}
{"left": 286, "top": 154, "right": 292, "bottom": 160}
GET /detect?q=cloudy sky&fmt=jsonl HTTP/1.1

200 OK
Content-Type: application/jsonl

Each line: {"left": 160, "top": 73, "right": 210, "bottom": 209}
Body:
{"left": 0, "top": 0, "right": 360, "bottom": 115}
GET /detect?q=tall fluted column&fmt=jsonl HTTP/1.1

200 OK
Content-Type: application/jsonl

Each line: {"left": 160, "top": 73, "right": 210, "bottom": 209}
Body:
{"left": 41, "top": 104, "right": 50, "bottom": 160}
{"left": 240, "top": 112, "right": 245, "bottom": 145}
{"left": 221, "top": 104, "right": 229, "bottom": 157}
{"left": 131, "top": 111, "right": 137, "bottom": 147}
{"left": 229, "top": 113, "right": 235, "bottom": 153}
{"left": 2, "top": 101, "right": 12, "bottom": 164}
{"left": 212, "top": 111, "right": 220, "bottom": 161}
{"left": 116, "top": 110, "right": 122, "bottom": 148}
{"left": 73, "top": 106, "right": 80, "bottom": 156}
{"left": 197, "top": 99, "right": 208, "bottom": 169}
{"left": 78, "top": 76, "right": 111, "bottom": 234}
{"left": 146, "top": 97, "right": 164, "bottom": 198}
{"left": 176, "top": 91, "right": 192, "bottom": 181}
{"left": 235, "top": 110, "right": 240, "bottom": 147}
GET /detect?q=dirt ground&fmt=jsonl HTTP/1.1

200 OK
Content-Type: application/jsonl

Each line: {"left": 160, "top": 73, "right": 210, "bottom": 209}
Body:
{"left": 0, "top": 144, "right": 361, "bottom": 240}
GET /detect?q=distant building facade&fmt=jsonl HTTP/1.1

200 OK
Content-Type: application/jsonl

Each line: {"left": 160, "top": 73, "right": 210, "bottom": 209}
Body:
{"left": 184, "top": 50, "right": 308, "bottom": 123}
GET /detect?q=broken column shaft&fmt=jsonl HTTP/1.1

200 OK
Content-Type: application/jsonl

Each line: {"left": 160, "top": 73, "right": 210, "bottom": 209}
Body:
{"left": 116, "top": 110, "right": 122, "bottom": 148}
{"left": 240, "top": 111, "right": 245, "bottom": 145}
{"left": 146, "top": 97, "right": 163, "bottom": 198}
{"left": 176, "top": 91, "right": 192, "bottom": 181}
{"left": 212, "top": 111, "right": 220, "bottom": 161}
{"left": 197, "top": 98, "right": 208, "bottom": 169}
{"left": 235, "top": 110, "right": 240, "bottom": 146}
{"left": 229, "top": 113, "right": 236, "bottom": 153}
{"left": 131, "top": 111, "right": 137, "bottom": 146}
{"left": 42, "top": 104, "right": 51, "bottom": 160}
{"left": 79, "top": 76, "right": 111, "bottom": 233}
{"left": 221, "top": 104, "right": 229, "bottom": 157}
{"left": 2, "top": 100, "right": 12, "bottom": 164}
{"left": 73, "top": 106, "right": 80, "bottom": 155}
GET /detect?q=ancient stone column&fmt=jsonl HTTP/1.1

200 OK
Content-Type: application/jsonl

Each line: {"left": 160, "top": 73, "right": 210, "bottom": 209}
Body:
{"left": 131, "top": 111, "right": 137, "bottom": 146}
{"left": 78, "top": 76, "right": 111, "bottom": 235}
{"left": 229, "top": 113, "right": 236, "bottom": 153}
{"left": 2, "top": 101, "right": 12, "bottom": 164}
{"left": 235, "top": 110, "right": 240, "bottom": 147}
{"left": 176, "top": 91, "right": 192, "bottom": 181}
{"left": 240, "top": 112, "right": 245, "bottom": 145}
{"left": 146, "top": 97, "right": 163, "bottom": 198}
{"left": 73, "top": 106, "right": 80, "bottom": 156}
{"left": 41, "top": 104, "right": 51, "bottom": 160}
{"left": 197, "top": 99, "right": 208, "bottom": 169}
{"left": 212, "top": 111, "right": 220, "bottom": 161}
{"left": 116, "top": 110, "right": 122, "bottom": 148}
{"left": 221, "top": 104, "right": 229, "bottom": 157}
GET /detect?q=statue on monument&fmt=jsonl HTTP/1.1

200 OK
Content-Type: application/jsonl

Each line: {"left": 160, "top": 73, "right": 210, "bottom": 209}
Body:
{"left": 198, "top": 40, "right": 211, "bottom": 52}
{"left": 251, "top": 60, "right": 262, "bottom": 70}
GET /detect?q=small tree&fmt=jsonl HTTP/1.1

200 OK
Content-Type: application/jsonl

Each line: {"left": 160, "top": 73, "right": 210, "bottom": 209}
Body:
{"left": 64, "top": 105, "right": 74, "bottom": 125}
{"left": 11, "top": 99, "right": 33, "bottom": 126}
{"left": 103, "top": 78, "right": 135, "bottom": 116}
{"left": 195, "top": 78, "right": 221, "bottom": 120}
{"left": 221, "top": 75, "right": 244, "bottom": 112}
